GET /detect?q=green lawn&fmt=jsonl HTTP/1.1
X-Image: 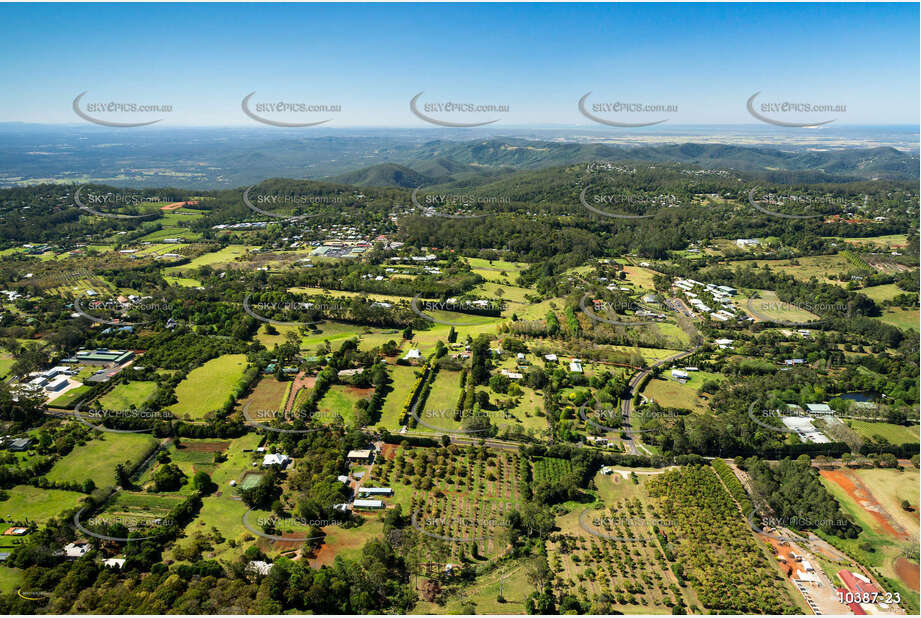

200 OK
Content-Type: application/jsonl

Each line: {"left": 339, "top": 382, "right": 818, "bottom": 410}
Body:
{"left": 316, "top": 385, "right": 370, "bottom": 426}
{"left": 861, "top": 283, "right": 904, "bottom": 303}
{"left": 642, "top": 370, "right": 722, "bottom": 412}
{"left": 0, "top": 485, "right": 85, "bottom": 523}
{"left": 376, "top": 364, "right": 421, "bottom": 430}
{"left": 163, "top": 275, "right": 202, "bottom": 287}
{"left": 875, "top": 307, "right": 919, "bottom": 332}
{"left": 171, "top": 354, "right": 248, "bottom": 419}
{"left": 0, "top": 567, "right": 23, "bottom": 594}
{"left": 46, "top": 433, "right": 158, "bottom": 490}
{"left": 164, "top": 245, "right": 254, "bottom": 272}
{"left": 97, "top": 381, "right": 158, "bottom": 410}
{"left": 47, "top": 385, "right": 91, "bottom": 408}
{"left": 847, "top": 420, "right": 919, "bottom": 445}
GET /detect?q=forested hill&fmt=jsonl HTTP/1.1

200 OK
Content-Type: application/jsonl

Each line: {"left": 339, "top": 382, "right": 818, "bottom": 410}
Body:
{"left": 361, "top": 141, "right": 917, "bottom": 186}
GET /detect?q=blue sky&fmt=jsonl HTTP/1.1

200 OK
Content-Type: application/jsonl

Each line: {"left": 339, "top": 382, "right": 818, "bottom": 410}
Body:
{"left": 0, "top": 2, "right": 917, "bottom": 126}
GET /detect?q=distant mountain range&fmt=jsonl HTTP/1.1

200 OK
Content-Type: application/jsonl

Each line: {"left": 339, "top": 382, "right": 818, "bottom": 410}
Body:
{"left": 328, "top": 140, "right": 919, "bottom": 187}
{"left": 0, "top": 126, "right": 916, "bottom": 189}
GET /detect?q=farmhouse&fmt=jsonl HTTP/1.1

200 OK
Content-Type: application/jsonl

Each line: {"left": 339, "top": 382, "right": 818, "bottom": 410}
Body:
{"left": 62, "top": 542, "right": 91, "bottom": 559}
{"left": 403, "top": 348, "right": 421, "bottom": 361}
{"left": 262, "top": 453, "right": 291, "bottom": 468}
{"left": 544, "top": 354, "right": 558, "bottom": 362}
{"left": 569, "top": 359, "right": 583, "bottom": 373}
{"left": 347, "top": 449, "right": 373, "bottom": 462}
{"left": 247, "top": 560, "right": 274, "bottom": 575}
{"left": 671, "top": 369, "right": 689, "bottom": 382}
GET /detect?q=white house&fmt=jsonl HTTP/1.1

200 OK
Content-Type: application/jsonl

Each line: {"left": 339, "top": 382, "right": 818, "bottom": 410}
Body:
{"left": 262, "top": 453, "right": 291, "bottom": 467}
{"left": 569, "top": 359, "right": 583, "bottom": 373}
{"left": 403, "top": 348, "right": 421, "bottom": 361}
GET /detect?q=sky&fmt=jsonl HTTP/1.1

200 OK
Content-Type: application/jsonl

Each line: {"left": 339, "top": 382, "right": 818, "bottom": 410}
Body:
{"left": 0, "top": 2, "right": 918, "bottom": 127}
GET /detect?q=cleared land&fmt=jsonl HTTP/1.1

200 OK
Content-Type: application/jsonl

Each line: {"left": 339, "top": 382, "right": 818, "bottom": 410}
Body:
{"left": 171, "top": 354, "right": 248, "bottom": 419}
{"left": 847, "top": 420, "right": 919, "bottom": 445}
{"left": 0, "top": 485, "right": 84, "bottom": 523}
{"left": 97, "top": 381, "right": 158, "bottom": 410}
{"left": 46, "top": 433, "right": 158, "bottom": 490}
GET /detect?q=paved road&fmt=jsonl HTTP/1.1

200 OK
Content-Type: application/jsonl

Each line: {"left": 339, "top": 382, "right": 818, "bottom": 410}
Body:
{"left": 620, "top": 343, "right": 704, "bottom": 454}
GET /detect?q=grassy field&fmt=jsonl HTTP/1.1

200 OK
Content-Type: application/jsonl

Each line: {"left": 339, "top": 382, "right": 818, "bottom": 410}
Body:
{"left": 47, "top": 385, "right": 91, "bottom": 408}
{"left": 0, "top": 485, "right": 85, "bottom": 522}
{"left": 171, "top": 354, "right": 248, "bottom": 419}
{"left": 744, "top": 290, "right": 820, "bottom": 323}
{"left": 852, "top": 468, "right": 920, "bottom": 536}
{"left": 411, "top": 559, "right": 533, "bottom": 614}
{"left": 376, "top": 364, "right": 419, "bottom": 430}
{"left": 861, "top": 283, "right": 904, "bottom": 303}
{"left": 316, "top": 385, "right": 370, "bottom": 426}
{"left": 97, "top": 381, "right": 158, "bottom": 410}
{"left": 819, "top": 470, "right": 920, "bottom": 610}
{"left": 846, "top": 420, "right": 919, "bottom": 445}
{"left": 642, "top": 370, "right": 722, "bottom": 412}
{"left": 99, "top": 491, "right": 185, "bottom": 524}
{"left": 164, "top": 245, "right": 254, "bottom": 272}
{"left": 46, "top": 433, "right": 158, "bottom": 490}
{"left": 875, "top": 307, "right": 919, "bottom": 332}
{"left": 0, "top": 567, "right": 23, "bottom": 594}
{"left": 163, "top": 275, "right": 201, "bottom": 287}
{"left": 841, "top": 234, "right": 909, "bottom": 249}
{"left": 736, "top": 255, "right": 852, "bottom": 286}
{"left": 0, "top": 355, "right": 13, "bottom": 379}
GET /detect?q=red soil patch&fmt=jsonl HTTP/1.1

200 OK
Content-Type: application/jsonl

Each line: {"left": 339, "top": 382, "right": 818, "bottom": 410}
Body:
{"left": 284, "top": 372, "right": 316, "bottom": 413}
{"left": 820, "top": 469, "right": 907, "bottom": 540}
{"left": 309, "top": 541, "right": 337, "bottom": 568}
{"left": 894, "top": 557, "right": 920, "bottom": 592}
{"left": 380, "top": 443, "right": 398, "bottom": 461}
{"left": 181, "top": 441, "right": 228, "bottom": 453}
{"left": 160, "top": 200, "right": 199, "bottom": 211}
{"left": 345, "top": 386, "right": 374, "bottom": 397}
